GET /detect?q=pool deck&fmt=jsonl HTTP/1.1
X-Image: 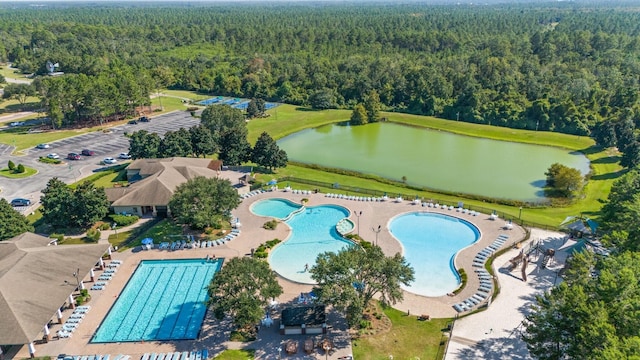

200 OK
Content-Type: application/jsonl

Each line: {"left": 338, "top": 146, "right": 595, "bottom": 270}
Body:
{"left": 15, "top": 190, "right": 528, "bottom": 360}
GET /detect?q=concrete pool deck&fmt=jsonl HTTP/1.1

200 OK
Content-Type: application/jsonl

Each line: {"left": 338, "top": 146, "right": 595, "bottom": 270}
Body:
{"left": 15, "top": 189, "right": 537, "bottom": 359}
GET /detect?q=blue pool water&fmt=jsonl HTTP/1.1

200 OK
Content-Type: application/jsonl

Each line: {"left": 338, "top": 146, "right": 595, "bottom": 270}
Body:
{"left": 251, "top": 198, "right": 303, "bottom": 220}
{"left": 389, "top": 212, "right": 480, "bottom": 297}
{"left": 92, "top": 259, "right": 221, "bottom": 343}
{"left": 253, "top": 199, "right": 353, "bottom": 284}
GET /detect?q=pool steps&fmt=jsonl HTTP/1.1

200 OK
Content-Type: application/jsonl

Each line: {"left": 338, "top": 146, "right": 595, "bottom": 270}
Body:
{"left": 453, "top": 234, "right": 509, "bottom": 313}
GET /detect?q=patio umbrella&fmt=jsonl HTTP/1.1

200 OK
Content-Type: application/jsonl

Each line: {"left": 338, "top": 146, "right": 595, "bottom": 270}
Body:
{"left": 268, "top": 179, "right": 278, "bottom": 185}
{"left": 141, "top": 237, "right": 154, "bottom": 245}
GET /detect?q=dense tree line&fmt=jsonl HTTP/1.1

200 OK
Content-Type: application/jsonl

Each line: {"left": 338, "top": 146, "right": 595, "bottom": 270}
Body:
{"left": 1, "top": 3, "right": 640, "bottom": 137}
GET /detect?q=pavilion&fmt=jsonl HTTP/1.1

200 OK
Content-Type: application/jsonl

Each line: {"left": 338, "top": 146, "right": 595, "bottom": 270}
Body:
{"left": 0, "top": 232, "right": 111, "bottom": 358}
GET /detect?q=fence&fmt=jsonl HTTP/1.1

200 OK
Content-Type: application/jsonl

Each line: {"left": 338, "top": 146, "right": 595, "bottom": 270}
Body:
{"left": 270, "top": 176, "right": 561, "bottom": 231}
{"left": 436, "top": 315, "right": 458, "bottom": 359}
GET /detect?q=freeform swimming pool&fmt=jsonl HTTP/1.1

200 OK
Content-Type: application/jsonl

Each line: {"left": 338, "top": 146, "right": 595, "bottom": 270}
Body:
{"left": 252, "top": 199, "right": 354, "bottom": 284}
{"left": 250, "top": 198, "right": 303, "bottom": 220}
{"left": 92, "top": 259, "right": 221, "bottom": 343}
{"left": 389, "top": 212, "right": 480, "bottom": 297}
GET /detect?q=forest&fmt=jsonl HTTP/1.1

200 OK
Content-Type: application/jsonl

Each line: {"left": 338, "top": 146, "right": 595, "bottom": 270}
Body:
{"left": 1, "top": 1, "right": 640, "bottom": 138}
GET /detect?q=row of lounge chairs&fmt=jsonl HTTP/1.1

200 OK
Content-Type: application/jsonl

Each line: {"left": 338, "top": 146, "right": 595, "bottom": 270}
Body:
{"left": 97, "top": 266, "right": 117, "bottom": 282}
{"left": 58, "top": 306, "right": 91, "bottom": 338}
{"left": 142, "top": 349, "right": 208, "bottom": 360}
{"left": 70, "top": 355, "right": 130, "bottom": 360}
{"left": 453, "top": 235, "right": 509, "bottom": 313}
{"left": 325, "top": 193, "right": 387, "bottom": 202}
{"left": 422, "top": 202, "right": 480, "bottom": 216}
{"left": 241, "top": 189, "right": 265, "bottom": 199}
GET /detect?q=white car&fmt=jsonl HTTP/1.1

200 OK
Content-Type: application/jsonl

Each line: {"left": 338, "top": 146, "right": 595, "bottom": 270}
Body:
{"left": 103, "top": 157, "right": 117, "bottom": 164}
{"left": 118, "top": 152, "right": 132, "bottom": 159}
{"left": 47, "top": 153, "right": 60, "bottom": 159}
{"left": 36, "top": 143, "right": 50, "bottom": 149}
{"left": 10, "top": 121, "right": 25, "bottom": 127}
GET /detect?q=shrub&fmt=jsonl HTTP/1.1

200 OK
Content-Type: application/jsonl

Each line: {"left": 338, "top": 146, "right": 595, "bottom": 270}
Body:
{"left": 50, "top": 233, "right": 65, "bottom": 243}
{"left": 265, "top": 238, "right": 281, "bottom": 248}
{"left": 110, "top": 214, "right": 139, "bottom": 227}
{"left": 263, "top": 219, "right": 278, "bottom": 230}
{"left": 86, "top": 228, "right": 101, "bottom": 242}
{"left": 186, "top": 106, "right": 199, "bottom": 112}
{"left": 39, "top": 156, "right": 62, "bottom": 164}
{"left": 7, "top": 160, "right": 15, "bottom": 171}
{"left": 16, "top": 164, "right": 25, "bottom": 173}
{"left": 99, "top": 223, "right": 111, "bottom": 231}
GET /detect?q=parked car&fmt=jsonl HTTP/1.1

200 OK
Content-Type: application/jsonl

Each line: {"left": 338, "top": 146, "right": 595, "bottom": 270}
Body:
{"left": 139, "top": 116, "right": 150, "bottom": 122}
{"left": 119, "top": 152, "right": 132, "bottom": 159}
{"left": 81, "top": 149, "right": 95, "bottom": 156}
{"left": 127, "top": 120, "right": 138, "bottom": 125}
{"left": 10, "top": 198, "right": 31, "bottom": 207}
{"left": 103, "top": 157, "right": 117, "bottom": 164}
{"left": 47, "top": 153, "right": 60, "bottom": 159}
{"left": 67, "top": 153, "right": 81, "bottom": 160}
{"left": 10, "top": 121, "right": 25, "bottom": 127}
{"left": 36, "top": 143, "right": 50, "bottom": 149}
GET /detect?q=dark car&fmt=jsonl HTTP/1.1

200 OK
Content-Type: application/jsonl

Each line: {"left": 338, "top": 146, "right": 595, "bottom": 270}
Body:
{"left": 10, "top": 198, "right": 31, "bottom": 207}
{"left": 81, "top": 149, "right": 95, "bottom": 156}
{"left": 139, "top": 116, "right": 150, "bottom": 122}
{"left": 128, "top": 120, "right": 138, "bottom": 125}
{"left": 67, "top": 153, "right": 81, "bottom": 160}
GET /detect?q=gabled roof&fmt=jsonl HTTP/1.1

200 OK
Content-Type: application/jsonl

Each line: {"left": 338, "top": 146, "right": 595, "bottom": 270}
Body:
{"left": 0, "top": 233, "right": 110, "bottom": 345}
{"left": 107, "top": 157, "right": 225, "bottom": 207}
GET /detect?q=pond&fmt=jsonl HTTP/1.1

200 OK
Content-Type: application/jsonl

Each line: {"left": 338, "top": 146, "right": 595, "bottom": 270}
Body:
{"left": 277, "top": 122, "right": 590, "bottom": 201}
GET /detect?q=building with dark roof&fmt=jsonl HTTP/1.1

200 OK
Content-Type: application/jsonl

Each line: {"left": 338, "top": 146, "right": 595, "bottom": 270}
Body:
{"left": 280, "top": 305, "right": 327, "bottom": 335}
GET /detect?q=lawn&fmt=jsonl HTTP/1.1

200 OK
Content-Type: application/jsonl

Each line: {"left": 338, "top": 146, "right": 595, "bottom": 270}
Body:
{"left": 352, "top": 304, "right": 450, "bottom": 360}
{"left": 0, "top": 64, "right": 32, "bottom": 81}
{"left": 108, "top": 219, "right": 183, "bottom": 249}
{"left": 0, "top": 165, "right": 37, "bottom": 178}
{"left": 150, "top": 94, "right": 195, "bottom": 113}
{"left": 212, "top": 350, "right": 255, "bottom": 360}
{"left": 162, "top": 89, "right": 212, "bottom": 102}
{"left": 0, "top": 97, "right": 41, "bottom": 115}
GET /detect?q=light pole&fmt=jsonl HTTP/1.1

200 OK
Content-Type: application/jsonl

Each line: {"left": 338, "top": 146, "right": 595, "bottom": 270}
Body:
{"left": 72, "top": 268, "right": 80, "bottom": 292}
{"left": 372, "top": 225, "right": 382, "bottom": 246}
{"left": 354, "top": 211, "right": 363, "bottom": 237}
{"left": 112, "top": 222, "right": 118, "bottom": 240}
{"left": 519, "top": 207, "right": 523, "bottom": 223}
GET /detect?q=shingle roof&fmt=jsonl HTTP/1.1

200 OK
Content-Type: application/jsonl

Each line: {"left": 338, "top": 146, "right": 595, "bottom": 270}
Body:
{"left": 106, "top": 158, "right": 226, "bottom": 207}
{"left": 0, "top": 233, "right": 110, "bottom": 345}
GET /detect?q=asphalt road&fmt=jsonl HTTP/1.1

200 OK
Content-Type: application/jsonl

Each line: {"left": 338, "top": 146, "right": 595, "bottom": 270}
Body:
{"left": 0, "top": 110, "right": 201, "bottom": 211}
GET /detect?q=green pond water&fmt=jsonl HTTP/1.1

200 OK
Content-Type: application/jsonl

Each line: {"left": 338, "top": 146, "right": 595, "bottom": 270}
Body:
{"left": 277, "top": 122, "right": 590, "bottom": 202}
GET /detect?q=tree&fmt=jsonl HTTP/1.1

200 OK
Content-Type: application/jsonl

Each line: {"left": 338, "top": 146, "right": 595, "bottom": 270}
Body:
{"left": 40, "top": 177, "right": 73, "bottom": 228}
{"left": 246, "top": 98, "right": 265, "bottom": 119}
{"left": 207, "top": 257, "right": 283, "bottom": 332}
{"left": 159, "top": 128, "right": 193, "bottom": 158}
{"left": 620, "top": 141, "right": 640, "bottom": 169}
{"left": 363, "top": 89, "right": 381, "bottom": 123}
{"left": 545, "top": 163, "right": 584, "bottom": 197}
{"left": 599, "top": 169, "right": 640, "bottom": 250}
{"left": 310, "top": 245, "right": 414, "bottom": 327}
{"left": 251, "top": 131, "right": 288, "bottom": 171}
{"left": 168, "top": 176, "right": 240, "bottom": 229}
{"left": 0, "top": 198, "right": 33, "bottom": 240}
{"left": 349, "top": 103, "right": 368, "bottom": 125}
{"left": 200, "top": 105, "right": 251, "bottom": 165}
{"left": 308, "top": 89, "right": 337, "bottom": 110}
{"left": 16, "top": 163, "right": 25, "bottom": 173}
{"left": 128, "top": 130, "right": 161, "bottom": 159}
{"left": 71, "top": 181, "right": 109, "bottom": 228}
{"left": 189, "top": 125, "right": 216, "bottom": 158}
{"left": 40, "top": 178, "right": 109, "bottom": 229}
{"left": 2, "top": 83, "right": 35, "bottom": 106}
{"left": 7, "top": 160, "right": 15, "bottom": 171}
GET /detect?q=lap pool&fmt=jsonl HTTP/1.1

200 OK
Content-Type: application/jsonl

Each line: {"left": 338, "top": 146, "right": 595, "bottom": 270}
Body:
{"left": 251, "top": 198, "right": 353, "bottom": 284}
{"left": 389, "top": 212, "right": 480, "bottom": 297}
{"left": 91, "top": 259, "right": 222, "bottom": 343}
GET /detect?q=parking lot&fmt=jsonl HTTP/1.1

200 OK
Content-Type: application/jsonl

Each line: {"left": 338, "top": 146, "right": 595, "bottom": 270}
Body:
{"left": 0, "top": 110, "right": 201, "bottom": 208}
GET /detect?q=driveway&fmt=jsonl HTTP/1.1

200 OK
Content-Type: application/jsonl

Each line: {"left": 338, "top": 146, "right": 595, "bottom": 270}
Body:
{"left": 0, "top": 111, "right": 200, "bottom": 207}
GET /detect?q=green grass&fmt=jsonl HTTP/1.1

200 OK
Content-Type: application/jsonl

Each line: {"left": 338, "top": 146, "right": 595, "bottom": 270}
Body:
{"left": 248, "top": 104, "right": 351, "bottom": 144}
{"left": 0, "top": 165, "right": 37, "bottom": 178}
{"left": 213, "top": 349, "right": 255, "bottom": 360}
{"left": 352, "top": 305, "right": 450, "bottom": 359}
{"left": 0, "top": 64, "right": 32, "bottom": 80}
{"left": 162, "top": 89, "right": 212, "bottom": 102}
{"left": 108, "top": 219, "right": 183, "bottom": 249}
{"left": 0, "top": 97, "right": 41, "bottom": 114}
{"left": 150, "top": 94, "right": 196, "bottom": 113}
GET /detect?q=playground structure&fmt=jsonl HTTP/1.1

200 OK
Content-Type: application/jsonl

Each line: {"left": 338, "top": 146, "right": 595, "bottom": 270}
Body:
{"left": 507, "top": 239, "right": 556, "bottom": 277}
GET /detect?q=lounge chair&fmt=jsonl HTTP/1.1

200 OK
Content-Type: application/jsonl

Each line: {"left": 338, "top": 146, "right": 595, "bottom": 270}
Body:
{"left": 57, "top": 330, "right": 73, "bottom": 338}
{"left": 62, "top": 323, "right": 78, "bottom": 331}
{"left": 156, "top": 354, "right": 165, "bottom": 360}
{"left": 179, "top": 352, "right": 188, "bottom": 360}
{"left": 70, "top": 313, "right": 85, "bottom": 319}
{"left": 201, "top": 350, "right": 208, "bottom": 360}
{"left": 91, "top": 285, "right": 105, "bottom": 290}
{"left": 65, "top": 318, "right": 81, "bottom": 324}
{"left": 171, "top": 352, "right": 180, "bottom": 360}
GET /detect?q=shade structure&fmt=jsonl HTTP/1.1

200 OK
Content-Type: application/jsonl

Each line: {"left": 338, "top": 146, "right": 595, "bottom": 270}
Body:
{"left": 141, "top": 237, "right": 154, "bottom": 245}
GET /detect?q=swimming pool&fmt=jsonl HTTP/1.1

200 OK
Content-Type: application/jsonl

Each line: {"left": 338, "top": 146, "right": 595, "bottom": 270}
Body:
{"left": 251, "top": 198, "right": 303, "bottom": 220}
{"left": 91, "top": 259, "right": 221, "bottom": 343}
{"left": 389, "top": 212, "right": 480, "bottom": 297}
{"left": 253, "top": 199, "right": 354, "bottom": 284}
